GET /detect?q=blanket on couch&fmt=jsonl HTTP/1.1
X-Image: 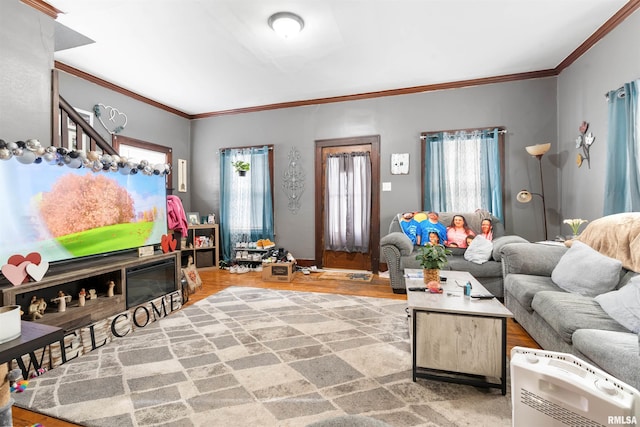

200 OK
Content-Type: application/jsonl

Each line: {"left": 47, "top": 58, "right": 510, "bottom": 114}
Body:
{"left": 576, "top": 213, "right": 640, "bottom": 272}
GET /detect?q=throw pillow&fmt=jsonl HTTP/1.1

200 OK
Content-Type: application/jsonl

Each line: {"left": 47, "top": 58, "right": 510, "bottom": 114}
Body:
{"left": 551, "top": 241, "right": 622, "bottom": 297}
{"left": 595, "top": 276, "right": 640, "bottom": 334}
{"left": 464, "top": 235, "right": 493, "bottom": 264}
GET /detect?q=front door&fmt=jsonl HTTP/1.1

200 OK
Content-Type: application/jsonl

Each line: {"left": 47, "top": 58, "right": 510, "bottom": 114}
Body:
{"left": 314, "top": 135, "right": 380, "bottom": 273}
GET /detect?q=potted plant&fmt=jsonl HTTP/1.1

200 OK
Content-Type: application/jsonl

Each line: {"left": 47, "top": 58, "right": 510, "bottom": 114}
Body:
{"left": 415, "top": 244, "right": 452, "bottom": 284}
{"left": 232, "top": 161, "right": 250, "bottom": 176}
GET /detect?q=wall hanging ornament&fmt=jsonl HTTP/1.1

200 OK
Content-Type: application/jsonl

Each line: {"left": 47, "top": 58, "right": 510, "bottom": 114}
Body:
{"left": 282, "top": 147, "right": 305, "bottom": 214}
{"left": 575, "top": 121, "right": 595, "bottom": 169}
{"left": 93, "top": 103, "right": 128, "bottom": 134}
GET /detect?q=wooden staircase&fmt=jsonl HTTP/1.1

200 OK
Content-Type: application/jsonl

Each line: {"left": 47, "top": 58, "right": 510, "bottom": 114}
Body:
{"left": 51, "top": 70, "right": 117, "bottom": 156}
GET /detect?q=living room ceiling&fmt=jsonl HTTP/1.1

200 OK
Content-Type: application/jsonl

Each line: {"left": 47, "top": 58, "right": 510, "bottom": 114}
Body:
{"left": 48, "top": 0, "right": 629, "bottom": 116}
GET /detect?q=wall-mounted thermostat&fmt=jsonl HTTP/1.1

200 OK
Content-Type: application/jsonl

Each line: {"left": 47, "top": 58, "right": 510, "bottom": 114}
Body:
{"left": 391, "top": 153, "right": 409, "bottom": 175}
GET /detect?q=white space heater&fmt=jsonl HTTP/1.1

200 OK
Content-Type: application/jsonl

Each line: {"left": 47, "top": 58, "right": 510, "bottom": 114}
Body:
{"left": 511, "top": 347, "right": 639, "bottom": 427}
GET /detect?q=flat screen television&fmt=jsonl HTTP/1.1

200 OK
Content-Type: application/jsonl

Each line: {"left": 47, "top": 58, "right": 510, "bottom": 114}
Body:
{"left": 0, "top": 157, "right": 167, "bottom": 266}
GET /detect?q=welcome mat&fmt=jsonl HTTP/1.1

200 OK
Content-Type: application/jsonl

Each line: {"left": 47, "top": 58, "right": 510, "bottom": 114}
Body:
{"left": 13, "top": 287, "right": 511, "bottom": 427}
{"left": 319, "top": 270, "right": 374, "bottom": 282}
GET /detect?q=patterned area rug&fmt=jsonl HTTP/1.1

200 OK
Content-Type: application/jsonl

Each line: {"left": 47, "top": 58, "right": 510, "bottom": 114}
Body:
{"left": 318, "top": 271, "right": 374, "bottom": 282}
{"left": 13, "top": 287, "right": 512, "bottom": 426}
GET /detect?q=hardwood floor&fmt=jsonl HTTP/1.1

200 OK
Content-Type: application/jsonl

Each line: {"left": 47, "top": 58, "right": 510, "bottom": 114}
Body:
{"left": 12, "top": 268, "right": 540, "bottom": 426}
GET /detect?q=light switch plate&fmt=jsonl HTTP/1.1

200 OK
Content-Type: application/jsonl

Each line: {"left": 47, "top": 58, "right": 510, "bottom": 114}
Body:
{"left": 391, "top": 153, "right": 409, "bottom": 175}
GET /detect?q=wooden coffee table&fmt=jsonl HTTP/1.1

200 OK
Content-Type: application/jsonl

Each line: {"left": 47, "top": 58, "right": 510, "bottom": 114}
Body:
{"left": 405, "top": 269, "right": 513, "bottom": 394}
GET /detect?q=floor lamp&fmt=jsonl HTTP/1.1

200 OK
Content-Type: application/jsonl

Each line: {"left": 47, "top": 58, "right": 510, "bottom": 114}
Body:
{"left": 517, "top": 143, "right": 550, "bottom": 240}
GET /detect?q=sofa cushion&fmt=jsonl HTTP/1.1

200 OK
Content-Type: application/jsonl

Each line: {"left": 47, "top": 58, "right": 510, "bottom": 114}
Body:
{"left": 505, "top": 274, "right": 560, "bottom": 311}
{"left": 447, "top": 257, "right": 502, "bottom": 278}
{"left": 595, "top": 276, "right": 640, "bottom": 333}
{"left": 572, "top": 329, "right": 640, "bottom": 391}
{"left": 491, "top": 235, "right": 529, "bottom": 262}
{"left": 501, "top": 243, "right": 568, "bottom": 277}
{"left": 551, "top": 241, "right": 622, "bottom": 297}
{"left": 531, "top": 291, "right": 630, "bottom": 344}
{"left": 464, "top": 235, "right": 493, "bottom": 264}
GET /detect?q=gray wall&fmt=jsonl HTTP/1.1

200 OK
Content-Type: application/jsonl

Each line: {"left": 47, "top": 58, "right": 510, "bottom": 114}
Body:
{"left": 57, "top": 73, "right": 192, "bottom": 209}
{"left": 557, "top": 9, "right": 640, "bottom": 226}
{"left": 191, "top": 77, "right": 559, "bottom": 259}
{"left": 0, "top": 0, "right": 53, "bottom": 143}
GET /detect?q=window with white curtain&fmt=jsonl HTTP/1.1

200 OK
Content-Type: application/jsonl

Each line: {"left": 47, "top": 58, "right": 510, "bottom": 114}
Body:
{"left": 219, "top": 146, "right": 274, "bottom": 261}
{"left": 421, "top": 128, "right": 504, "bottom": 221}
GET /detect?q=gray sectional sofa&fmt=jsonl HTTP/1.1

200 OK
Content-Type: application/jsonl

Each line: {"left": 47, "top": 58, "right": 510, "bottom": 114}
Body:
{"left": 501, "top": 236, "right": 640, "bottom": 390}
{"left": 380, "top": 210, "right": 528, "bottom": 296}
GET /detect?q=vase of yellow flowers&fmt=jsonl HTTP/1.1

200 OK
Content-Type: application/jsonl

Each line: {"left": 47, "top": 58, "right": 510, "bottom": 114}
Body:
{"left": 563, "top": 218, "right": 588, "bottom": 239}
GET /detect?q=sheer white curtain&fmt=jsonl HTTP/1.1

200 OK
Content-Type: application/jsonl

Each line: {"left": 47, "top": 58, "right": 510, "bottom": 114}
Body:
{"left": 324, "top": 152, "right": 371, "bottom": 252}
{"left": 442, "top": 131, "right": 483, "bottom": 211}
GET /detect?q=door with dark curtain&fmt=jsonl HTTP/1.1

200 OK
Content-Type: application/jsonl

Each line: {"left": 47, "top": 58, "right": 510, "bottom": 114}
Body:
{"left": 314, "top": 136, "right": 380, "bottom": 273}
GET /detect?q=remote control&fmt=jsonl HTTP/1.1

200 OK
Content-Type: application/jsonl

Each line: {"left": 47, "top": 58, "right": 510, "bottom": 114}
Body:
{"left": 407, "top": 287, "right": 427, "bottom": 292}
{"left": 471, "top": 294, "right": 495, "bottom": 299}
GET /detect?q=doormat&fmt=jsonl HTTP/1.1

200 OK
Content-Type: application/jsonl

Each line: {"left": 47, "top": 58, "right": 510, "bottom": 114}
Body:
{"left": 319, "top": 271, "right": 374, "bottom": 282}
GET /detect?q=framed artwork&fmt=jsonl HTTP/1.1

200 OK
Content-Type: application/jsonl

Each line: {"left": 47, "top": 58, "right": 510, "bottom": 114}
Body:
{"left": 187, "top": 212, "right": 200, "bottom": 225}
{"left": 182, "top": 265, "right": 202, "bottom": 292}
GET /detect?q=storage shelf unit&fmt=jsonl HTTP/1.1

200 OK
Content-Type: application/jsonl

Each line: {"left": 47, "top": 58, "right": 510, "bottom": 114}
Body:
{"left": 233, "top": 247, "right": 268, "bottom": 265}
{"left": 0, "top": 251, "right": 179, "bottom": 331}
{"left": 181, "top": 224, "right": 219, "bottom": 269}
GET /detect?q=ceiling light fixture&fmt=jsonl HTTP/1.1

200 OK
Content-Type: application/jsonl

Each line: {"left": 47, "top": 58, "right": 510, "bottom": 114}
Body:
{"left": 268, "top": 12, "right": 304, "bottom": 39}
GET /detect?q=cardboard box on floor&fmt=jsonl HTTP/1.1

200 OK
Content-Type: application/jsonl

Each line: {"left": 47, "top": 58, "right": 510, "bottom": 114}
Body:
{"left": 262, "top": 262, "right": 294, "bottom": 282}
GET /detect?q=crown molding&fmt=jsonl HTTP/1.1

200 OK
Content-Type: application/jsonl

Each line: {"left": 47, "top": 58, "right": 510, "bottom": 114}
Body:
{"left": 192, "top": 69, "right": 558, "bottom": 119}
{"left": 556, "top": 0, "right": 640, "bottom": 72}
{"left": 22, "top": 0, "right": 60, "bottom": 18}
{"left": 54, "top": 61, "right": 190, "bottom": 119}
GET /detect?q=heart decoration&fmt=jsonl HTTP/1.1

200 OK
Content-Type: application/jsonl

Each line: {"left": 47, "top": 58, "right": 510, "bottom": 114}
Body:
{"left": 7, "top": 254, "right": 27, "bottom": 266}
{"left": 26, "top": 259, "right": 49, "bottom": 282}
{"left": 2, "top": 252, "right": 48, "bottom": 285}
{"left": 25, "top": 252, "right": 42, "bottom": 265}
{"left": 2, "top": 261, "right": 30, "bottom": 286}
{"left": 93, "top": 103, "right": 128, "bottom": 134}
{"left": 161, "top": 234, "right": 178, "bottom": 253}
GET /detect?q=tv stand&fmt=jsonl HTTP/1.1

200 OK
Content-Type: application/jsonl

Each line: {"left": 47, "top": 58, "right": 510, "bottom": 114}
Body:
{"left": 0, "top": 251, "right": 179, "bottom": 331}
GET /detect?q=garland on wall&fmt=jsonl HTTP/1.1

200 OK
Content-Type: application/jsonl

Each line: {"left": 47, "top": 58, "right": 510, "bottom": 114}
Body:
{"left": 0, "top": 138, "right": 171, "bottom": 176}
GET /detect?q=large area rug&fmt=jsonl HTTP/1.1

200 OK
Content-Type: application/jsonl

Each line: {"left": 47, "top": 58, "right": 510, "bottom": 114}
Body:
{"left": 13, "top": 287, "right": 512, "bottom": 426}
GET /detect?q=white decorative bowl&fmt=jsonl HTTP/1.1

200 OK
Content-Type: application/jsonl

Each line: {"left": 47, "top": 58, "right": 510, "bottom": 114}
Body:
{"left": 0, "top": 305, "right": 22, "bottom": 344}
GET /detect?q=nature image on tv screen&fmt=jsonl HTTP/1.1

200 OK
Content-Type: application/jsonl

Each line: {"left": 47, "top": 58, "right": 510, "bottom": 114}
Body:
{"left": 0, "top": 159, "right": 167, "bottom": 264}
